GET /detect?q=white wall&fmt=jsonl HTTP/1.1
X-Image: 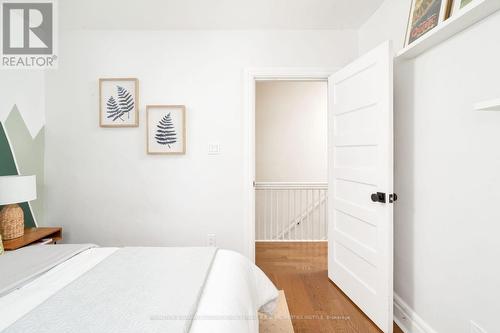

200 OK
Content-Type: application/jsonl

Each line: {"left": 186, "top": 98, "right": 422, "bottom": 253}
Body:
{"left": 0, "top": 71, "right": 45, "bottom": 138}
{"left": 45, "top": 29, "right": 357, "bottom": 256}
{"left": 360, "top": 3, "right": 500, "bottom": 333}
{"left": 256, "top": 81, "right": 327, "bottom": 183}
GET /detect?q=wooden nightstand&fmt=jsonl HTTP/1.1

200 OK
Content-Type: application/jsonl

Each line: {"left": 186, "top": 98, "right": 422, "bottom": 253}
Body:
{"left": 2, "top": 227, "right": 62, "bottom": 251}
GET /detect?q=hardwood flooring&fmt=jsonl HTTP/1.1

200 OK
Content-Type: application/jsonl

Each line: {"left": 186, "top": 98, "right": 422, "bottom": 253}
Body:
{"left": 256, "top": 242, "right": 403, "bottom": 333}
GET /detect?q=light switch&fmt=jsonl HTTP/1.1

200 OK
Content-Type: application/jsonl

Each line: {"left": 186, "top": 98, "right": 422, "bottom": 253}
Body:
{"left": 208, "top": 144, "right": 220, "bottom": 155}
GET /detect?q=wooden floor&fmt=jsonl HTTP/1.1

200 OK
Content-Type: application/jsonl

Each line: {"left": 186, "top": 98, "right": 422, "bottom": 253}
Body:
{"left": 256, "top": 242, "right": 403, "bottom": 333}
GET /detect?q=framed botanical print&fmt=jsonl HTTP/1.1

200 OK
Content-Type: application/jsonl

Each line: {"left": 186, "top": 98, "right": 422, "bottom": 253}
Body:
{"left": 147, "top": 105, "right": 186, "bottom": 155}
{"left": 405, "top": 0, "right": 451, "bottom": 46}
{"left": 451, "top": 0, "right": 474, "bottom": 15}
{"left": 99, "top": 78, "right": 139, "bottom": 127}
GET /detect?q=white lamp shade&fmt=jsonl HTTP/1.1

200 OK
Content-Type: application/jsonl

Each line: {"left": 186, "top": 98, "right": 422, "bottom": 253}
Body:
{"left": 0, "top": 175, "right": 37, "bottom": 205}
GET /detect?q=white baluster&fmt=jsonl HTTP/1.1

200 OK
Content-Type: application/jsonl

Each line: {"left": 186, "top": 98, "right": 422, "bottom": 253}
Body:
{"left": 264, "top": 190, "right": 268, "bottom": 240}
{"left": 293, "top": 189, "right": 297, "bottom": 241}
{"left": 269, "top": 190, "right": 276, "bottom": 240}
{"left": 325, "top": 190, "right": 328, "bottom": 240}
{"left": 301, "top": 190, "right": 304, "bottom": 241}
{"left": 277, "top": 190, "right": 280, "bottom": 241}
{"left": 313, "top": 190, "right": 316, "bottom": 240}
{"left": 308, "top": 189, "right": 312, "bottom": 240}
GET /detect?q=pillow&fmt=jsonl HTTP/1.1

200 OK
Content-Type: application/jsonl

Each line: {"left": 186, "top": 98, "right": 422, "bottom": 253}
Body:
{"left": 0, "top": 235, "right": 4, "bottom": 255}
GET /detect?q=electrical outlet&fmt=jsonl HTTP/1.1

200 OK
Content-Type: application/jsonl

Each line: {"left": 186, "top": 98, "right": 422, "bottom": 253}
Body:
{"left": 470, "top": 321, "right": 487, "bottom": 333}
{"left": 207, "top": 234, "right": 216, "bottom": 247}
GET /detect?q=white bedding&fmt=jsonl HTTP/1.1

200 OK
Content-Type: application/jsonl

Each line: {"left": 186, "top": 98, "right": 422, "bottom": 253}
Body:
{"left": 0, "top": 247, "right": 278, "bottom": 333}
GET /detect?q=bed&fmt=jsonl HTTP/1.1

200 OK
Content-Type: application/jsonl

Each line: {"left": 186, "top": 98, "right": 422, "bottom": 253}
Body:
{"left": 0, "top": 244, "right": 279, "bottom": 333}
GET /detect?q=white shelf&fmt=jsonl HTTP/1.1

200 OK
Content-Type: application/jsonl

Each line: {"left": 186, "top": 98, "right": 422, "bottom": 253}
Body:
{"left": 474, "top": 98, "right": 500, "bottom": 111}
{"left": 396, "top": 0, "right": 500, "bottom": 60}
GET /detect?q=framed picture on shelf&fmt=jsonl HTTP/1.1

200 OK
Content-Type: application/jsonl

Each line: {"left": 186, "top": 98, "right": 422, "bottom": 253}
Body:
{"left": 405, "top": 0, "right": 452, "bottom": 46}
{"left": 147, "top": 105, "right": 186, "bottom": 155}
{"left": 99, "top": 78, "right": 139, "bottom": 127}
{"left": 451, "top": 0, "right": 475, "bottom": 15}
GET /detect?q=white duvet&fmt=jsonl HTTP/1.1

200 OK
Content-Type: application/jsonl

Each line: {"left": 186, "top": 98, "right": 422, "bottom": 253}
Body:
{"left": 0, "top": 248, "right": 279, "bottom": 333}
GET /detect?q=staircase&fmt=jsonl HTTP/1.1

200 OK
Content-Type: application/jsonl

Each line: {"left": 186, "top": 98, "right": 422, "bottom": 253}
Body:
{"left": 255, "top": 182, "right": 328, "bottom": 241}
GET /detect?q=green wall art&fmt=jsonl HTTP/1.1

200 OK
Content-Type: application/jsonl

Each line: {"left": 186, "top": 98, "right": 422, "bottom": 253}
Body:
{"left": 0, "top": 106, "right": 45, "bottom": 228}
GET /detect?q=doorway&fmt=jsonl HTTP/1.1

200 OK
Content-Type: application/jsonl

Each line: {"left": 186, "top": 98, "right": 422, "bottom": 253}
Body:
{"left": 244, "top": 68, "right": 335, "bottom": 263}
{"left": 251, "top": 77, "right": 391, "bottom": 332}
{"left": 254, "top": 80, "right": 328, "bottom": 243}
{"left": 246, "top": 41, "right": 395, "bottom": 333}
{"left": 253, "top": 76, "right": 335, "bottom": 332}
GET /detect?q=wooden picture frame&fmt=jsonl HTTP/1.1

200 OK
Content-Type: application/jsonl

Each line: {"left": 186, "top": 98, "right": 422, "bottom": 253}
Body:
{"left": 147, "top": 105, "right": 186, "bottom": 155}
{"left": 99, "top": 78, "right": 139, "bottom": 127}
{"left": 405, "top": 0, "right": 452, "bottom": 46}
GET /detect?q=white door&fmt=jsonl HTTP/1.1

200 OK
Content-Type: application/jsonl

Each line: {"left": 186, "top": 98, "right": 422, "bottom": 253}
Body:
{"left": 328, "top": 41, "right": 394, "bottom": 333}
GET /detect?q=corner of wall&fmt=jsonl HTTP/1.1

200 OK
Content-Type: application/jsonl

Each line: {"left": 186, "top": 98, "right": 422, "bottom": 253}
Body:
{"left": 356, "top": 0, "right": 411, "bottom": 55}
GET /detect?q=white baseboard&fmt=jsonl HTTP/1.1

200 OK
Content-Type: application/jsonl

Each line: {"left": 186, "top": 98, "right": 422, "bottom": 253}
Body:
{"left": 394, "top": 294, "right": 438, "bottom": 333}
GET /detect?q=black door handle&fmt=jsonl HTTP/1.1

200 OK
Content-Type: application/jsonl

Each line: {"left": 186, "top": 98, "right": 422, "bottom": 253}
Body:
{"left": 371, "top": 192, "right": 386, "bottom": 203}
{"left": 371, "top": 192, "right": 398, "bottom": 203}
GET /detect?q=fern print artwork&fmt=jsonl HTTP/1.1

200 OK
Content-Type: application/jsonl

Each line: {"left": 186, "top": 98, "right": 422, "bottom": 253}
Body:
{"left": 147, "top": 105, "right": 186, "bottom": 154}
{"left": 117, "top": 86, "right": 134, "bottom": 119}
{"left": 106, "top": 86, "right": 134, "bottom": 121}
{"left": 106, "top": 96, "right": 122, "bottom": 121}
{"left": 99, "top": 78, "right": 138, "bottom": 127}
{"left": 155, "top": 113, "right": 177, "bottom": 148}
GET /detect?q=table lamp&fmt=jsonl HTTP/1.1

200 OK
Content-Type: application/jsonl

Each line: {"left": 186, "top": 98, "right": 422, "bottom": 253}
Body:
{"left": 0, "top": 175, "right": 37, "bottom": 240}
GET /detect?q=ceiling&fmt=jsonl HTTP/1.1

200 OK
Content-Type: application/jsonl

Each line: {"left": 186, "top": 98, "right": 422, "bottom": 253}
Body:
{"left": 60, "top": 0, "right": 384, "bottom": 30}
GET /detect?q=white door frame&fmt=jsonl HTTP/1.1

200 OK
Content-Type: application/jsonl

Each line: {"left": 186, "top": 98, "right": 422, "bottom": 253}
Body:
{"left": 244, "top": 67, "right": 338, "bottom": 262}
